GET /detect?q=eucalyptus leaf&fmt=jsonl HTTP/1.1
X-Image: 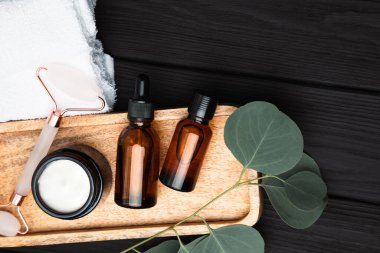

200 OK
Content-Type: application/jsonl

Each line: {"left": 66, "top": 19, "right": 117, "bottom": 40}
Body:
{"left": 224, "top": 101, "right": 303, "bottom": 175}
{"left": 280, "top": 152, "right": 321, "bottom": 177}
{"left": 145, "top": 240, "right": 180, "bottom": 253}
{"left": 262, "top": 153, "right": 328, "bottom": 229}
{"left": 263, "top": 184, "right": 327, "bottom": 229}
{"left": 285, "top": 171, "right": 327, "bottom": 210}
{"left": 178, "top": 235, "right": 207, "bottom": 253}
{"left": 190, "top": 225, "right": 264, "bottom": 253}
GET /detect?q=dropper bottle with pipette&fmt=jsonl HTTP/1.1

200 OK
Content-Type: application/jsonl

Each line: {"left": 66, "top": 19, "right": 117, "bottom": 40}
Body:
{"left": 115, "top": 74, "right": 160, "bottom": 208}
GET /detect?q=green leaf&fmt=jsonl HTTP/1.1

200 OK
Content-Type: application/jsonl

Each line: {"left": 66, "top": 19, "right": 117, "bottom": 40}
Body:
{"left": 262, "top": 154, "right": 328, "bottom": 229}
{"left": 285, "top": 171, "right": 327, "bottom": 210}
{"left": 224, "top": 101, "right": 303, "bottom": 175}
{"left": 190, "top": 225, "right": 264, "bottom": 253}
{"left": 280, "top": 152, "right": 321, "bottom": 177}
{"left": 178, "top": 235, "right": 207, "bottom": 253}
{"left": 145, "top": 240, "right": 180, "bottom": 253}
{"left": 263, "top": 184, "right": 327, "bottom": 229}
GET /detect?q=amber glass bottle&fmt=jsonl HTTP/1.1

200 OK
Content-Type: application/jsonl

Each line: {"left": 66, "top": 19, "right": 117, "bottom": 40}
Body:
{"left": 115, "top": 75, "right": 159, "bottom": 208}
{"left": 160, "top": 92, "right": 217, "bottom": 192}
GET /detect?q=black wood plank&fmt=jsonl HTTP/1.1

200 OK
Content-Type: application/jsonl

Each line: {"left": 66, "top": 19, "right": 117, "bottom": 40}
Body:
{"left": 5, "top": 197, "right": 380, "bottom": 253}
{"left": 112, "top": 59, "right": 380, "bottom": 204}
{"left": 256, "top": 197, "right": 380, "bottom": 253}
{"left": 95, "top": 0, "right": 380, "bottom": 91}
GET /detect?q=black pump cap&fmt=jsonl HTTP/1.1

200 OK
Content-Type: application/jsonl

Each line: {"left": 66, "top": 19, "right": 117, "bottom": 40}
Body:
{"left": 188, "top": 91, "right": 217, "bottom": 120}
{"left": 128, "top": 74, "right": 154, "bottom": 121}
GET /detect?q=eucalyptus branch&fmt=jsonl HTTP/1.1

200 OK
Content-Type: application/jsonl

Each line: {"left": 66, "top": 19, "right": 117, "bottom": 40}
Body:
{"left": 121, "top": 172, "right": 283, "bottom": 253}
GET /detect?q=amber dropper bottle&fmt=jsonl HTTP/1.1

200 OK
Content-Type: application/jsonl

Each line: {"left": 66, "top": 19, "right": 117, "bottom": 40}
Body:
{"left": 115, "top": 74, "right": 160, "bottom": 208}
{"left": 159, "top": 91, "right": 217, "bottom": 192}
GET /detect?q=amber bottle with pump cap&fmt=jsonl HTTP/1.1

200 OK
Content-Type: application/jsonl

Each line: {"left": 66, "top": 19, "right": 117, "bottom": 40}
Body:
{"left": 159, "top": 91, "right": 217, "bottom": 192}
{"left": 115, "top": 74, "right": 159, "bottom": 208}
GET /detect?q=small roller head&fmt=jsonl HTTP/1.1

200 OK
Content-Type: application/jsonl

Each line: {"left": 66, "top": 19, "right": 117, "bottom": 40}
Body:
{"left": 0, "top": 211, "right": 20, "bottom": 237}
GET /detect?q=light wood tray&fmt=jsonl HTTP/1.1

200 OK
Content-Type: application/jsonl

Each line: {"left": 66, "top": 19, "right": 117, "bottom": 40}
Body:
{"left": 0, "top": 106, "right": 261, "bottom": 247}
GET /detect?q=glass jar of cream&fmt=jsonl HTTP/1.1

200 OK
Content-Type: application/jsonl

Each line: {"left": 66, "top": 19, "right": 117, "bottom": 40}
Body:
{"left": 32, "top": 147, "right": 103, "bottom": 220}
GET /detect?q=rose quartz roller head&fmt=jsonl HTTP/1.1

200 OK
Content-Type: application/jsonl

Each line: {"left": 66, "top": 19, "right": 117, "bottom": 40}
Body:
{"left": 0, "top": 205, "right": 22, "bottom": 237}
{"left": 0, "top": 63, "right": 105, "bottom": 237}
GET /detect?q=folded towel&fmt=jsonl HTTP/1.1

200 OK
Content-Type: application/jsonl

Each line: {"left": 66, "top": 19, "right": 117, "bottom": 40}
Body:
{"left": 0, "top": 0, "right": 116, "bottom": 122}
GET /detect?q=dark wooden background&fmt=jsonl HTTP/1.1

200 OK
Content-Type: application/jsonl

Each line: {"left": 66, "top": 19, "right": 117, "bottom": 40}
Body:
{"left": 5, "top": 0, "right": 380, "bottom": 252}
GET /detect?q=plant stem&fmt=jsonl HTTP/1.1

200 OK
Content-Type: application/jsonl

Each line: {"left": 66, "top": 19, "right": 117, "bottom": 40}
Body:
{"left": 172, "top": 228, "right": 187, "bottom": 251}
{"left": 270, "top": 175, "right": 287, "bottom": 184}
{"left": 120, "top": 227, "right": 174, "bottom": 253}
{"left": 238, "top": 165, "right": 248, "bottom": 181}
{"left": 238, "top": 175, "right": 272, "bottom": 185}
{"left": 195, "top": 214, "right": 213, "bottom": 233}
{"left": 121, "top": 171, "right": 274, "bottom": 253}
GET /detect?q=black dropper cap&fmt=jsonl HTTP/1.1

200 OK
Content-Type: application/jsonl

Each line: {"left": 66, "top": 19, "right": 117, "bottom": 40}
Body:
{"left": 188, "top": 91, "right": 217, "bottom": 121}
{"left": 128, "top": 74, "right": 154, "bottom": 121}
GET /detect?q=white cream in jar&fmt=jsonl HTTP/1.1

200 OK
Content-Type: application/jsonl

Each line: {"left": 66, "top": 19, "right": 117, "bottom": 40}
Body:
{"left": 37, "top": 159, "right": 91, "bottom": 213}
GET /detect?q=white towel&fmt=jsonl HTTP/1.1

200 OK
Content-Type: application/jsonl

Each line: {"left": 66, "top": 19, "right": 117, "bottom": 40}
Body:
{"left": 0, "top": 0, "right": 116, "bottom": 122}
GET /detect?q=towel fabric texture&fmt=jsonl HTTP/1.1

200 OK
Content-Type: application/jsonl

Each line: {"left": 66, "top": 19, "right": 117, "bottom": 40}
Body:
{"left": 0, "top": 0, "right": 116, "bottom": 122}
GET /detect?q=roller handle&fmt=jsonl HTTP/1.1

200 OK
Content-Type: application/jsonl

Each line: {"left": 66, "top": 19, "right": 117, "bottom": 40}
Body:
{"left": 15, "top": 124, "right": 58, "bottom": 196}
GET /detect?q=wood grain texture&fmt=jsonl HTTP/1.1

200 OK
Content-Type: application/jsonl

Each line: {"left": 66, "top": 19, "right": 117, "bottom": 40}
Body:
{"left": 112, "top": 59, "right": 380, "bottom": 205}
{"left": 5, "top": 197, "right": 380, "bottom": 253}
{"left": 0, "top": 106, "right": 261, "bottom": 247}
{"left": 95, "top": 0, "right": 380, "bottom": 91}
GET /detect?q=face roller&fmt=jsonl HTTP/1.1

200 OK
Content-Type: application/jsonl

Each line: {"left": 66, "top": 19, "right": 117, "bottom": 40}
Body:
{"left": 0, "top": 63, "right": 105, "bottom": 236}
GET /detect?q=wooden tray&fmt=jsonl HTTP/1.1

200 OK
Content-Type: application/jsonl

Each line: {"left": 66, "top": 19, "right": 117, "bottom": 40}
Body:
{"left": 0, "top": 106, "right": 261, "bottom": 247}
